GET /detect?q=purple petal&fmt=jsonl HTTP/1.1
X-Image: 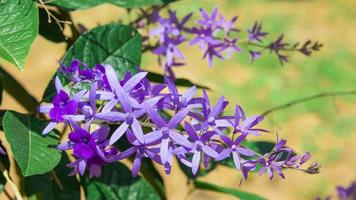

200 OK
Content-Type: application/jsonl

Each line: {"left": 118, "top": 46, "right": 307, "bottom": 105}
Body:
{"left": 203, "top": 145, "right": 219, "bottom": 158}
{"left": 123, "top": 72, "right": 147, "bottom": 92}
{"left": 42, "top": 122, "right": 57, "bottom": 135}
{"left": 237, "top": 147, "right": 256, "bottom": 156}
{"left": 232, "top": 151, "right": 241, "bottom": 170}
{"left": 168, "top": 107, "right": 190, "bottom": 129}
{"left": 78, "top": 160, "right": 86, "bottom": 176}
{"left": 160, "top": 138, "right": 170, "bottom": 164}
{"left": 132, "top": 118, "right": 144, "bottom": 144}
{"left": 109, "top": 122, "right": 129, "bottom": 145}
{"left": 182, "top": 86, "right": 196, "bottom": 103}
{"left": 55, "top": 76, "right": 64, "bottom": 93}
{"left": 169, "top": 131, "right": 193, "bottom": 149}
{"left": 144, "top": 130, "right": 163, "bottom": 144}
{"left": 105, "top": 64, "right": 120, "bottom": 93}
{"left": 183, "top": 122, "right": 199, "bottom": 141}
{"left": 101, "top": 99, "right": 118, "bottom": 112}
{"left": 95, "top": 111, "right": 125, "bottom": 122}
{"left": 118, "top": 147, "right": 136, "bottom": 160}
{"left": 192, "top": 151, "right": 201, "bottom": 175}
{"left": 89, "top": 82, "right": 97, "bottom": 110}
{"left": 209, "top": 96, "right": 225, "bottom": 118}
{"left": 38, "top": 105, "right": 54, "bottom": 113}
{"left": 132, "top": 154, "right": 143, "bottom": 177}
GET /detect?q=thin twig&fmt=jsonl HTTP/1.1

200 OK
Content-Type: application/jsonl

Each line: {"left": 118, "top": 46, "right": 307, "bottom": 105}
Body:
{"left": 52, "top": 170, "right": 64, "bottom": 190}
{"left": 0, "top": 162, "right": 22, "bottom": 200}
{"left": 37, "top": 0, "right": 72, "bottom": 31}
{"left": 261, "top": 90, "right": 356, "bottom": 116}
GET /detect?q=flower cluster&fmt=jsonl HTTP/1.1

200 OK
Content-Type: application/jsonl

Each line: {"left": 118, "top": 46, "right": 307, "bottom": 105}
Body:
{"left": 135, "top": 6, "right": 322, "bottom": 79}
{"left": 39, "top": 60, "right": 317, "bottom": 179}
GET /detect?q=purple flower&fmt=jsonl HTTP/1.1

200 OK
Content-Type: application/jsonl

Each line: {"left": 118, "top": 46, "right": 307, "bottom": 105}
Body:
{"left": 233, "top": 105, "right": 266, "bottom": 135}
{"left": 153, "top": 35, "right": 186, "bottom": 67}
{"left": 151, "top": 109, "right": 191, "bottom": 164}
{"left": 218, "top": 15, "right": 239, "bottom": 34}
{"left": 189, "top": 27, "right": 220, "bottom": 50}
{"left": 184, "top": 122, "right": 220, "bottom": 175}
{"left": 58, "top": 119, "right": 118, "bottom": 178}
{"left": 249, "top": 51, "right": 261, "bottom": 64}
{"left": 257, "top": 154, "right": 285, "bottom": 180}
{"left": 203, "top": 44, "right": 224, "bottom": 67}
{"left": 247, "top": 22, "right": 268, "bottom": 43}
{"left": 197, "top": 7, "right": 221, "bottom": 29}
{"left": 218, "top": 134, "right": 255, "bottom": 170}
{"left": 219, "top": 38, "right": 241, "bottom": 59}
{"left": 337, "top": 182, "right": 356, "bottom": 199}
{"left": 190, "top": 91, "right": 229, "bottom": 131}
{"left": 117, "top": 125, "right": 161, "bottom": 177}
{"left": 164, "top": 77, "right": 201, "bottom": 110}
{"left": 38, "top": 77, "right": 85, "bottom": 135}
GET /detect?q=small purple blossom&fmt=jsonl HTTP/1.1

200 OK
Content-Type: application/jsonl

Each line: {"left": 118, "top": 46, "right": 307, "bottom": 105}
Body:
{"left": 247, "top": 22, "right": 268, "bottom": 43}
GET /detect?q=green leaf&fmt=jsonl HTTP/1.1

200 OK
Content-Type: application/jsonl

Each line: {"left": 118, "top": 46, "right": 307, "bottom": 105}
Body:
{"left": 0, "top": 0, "right": 39, "bottom": 70}
{"left": 243, "top": 141, "right": 275, "bottom": 155}
{"left": 83, "top": 162, "right": 160, "bottom": 200}
{"left": 42, "top": 23, "right": 142, "bottom": 102}
{"left": 49, "top": 0, "right": 177, "bottom": 10}
{"left": 194, "top": 181, "right": 267, "bottom": 200}
{"left": 2, "top": 111, "right": 62, "bottom": 176}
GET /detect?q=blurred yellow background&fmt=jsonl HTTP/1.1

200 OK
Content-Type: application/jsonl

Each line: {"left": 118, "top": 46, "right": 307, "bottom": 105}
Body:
{"left": 1, "top": 0, "right": 356, "bottom": 199}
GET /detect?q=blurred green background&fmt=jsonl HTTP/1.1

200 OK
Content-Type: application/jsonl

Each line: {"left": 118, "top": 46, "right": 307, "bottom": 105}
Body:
{"left": 1, "top": 0, "right": 355, "bottom": 199}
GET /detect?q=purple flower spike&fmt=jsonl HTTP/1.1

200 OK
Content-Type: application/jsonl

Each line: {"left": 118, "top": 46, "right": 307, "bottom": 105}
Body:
{"left": 42, "top": 58, "right": 317, "bottom": 180}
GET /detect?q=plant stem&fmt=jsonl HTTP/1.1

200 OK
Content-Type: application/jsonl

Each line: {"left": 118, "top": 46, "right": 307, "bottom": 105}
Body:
{"left": 261, "top": 90, "right": 356, "bottom": 116}
{"left": 0, "top": 162, "right": 22, "bottom": 200}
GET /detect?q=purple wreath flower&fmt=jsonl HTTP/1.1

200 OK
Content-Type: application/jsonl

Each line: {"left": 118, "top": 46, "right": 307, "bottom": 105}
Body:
{"left": 153, "top": 35, "right": 186, "bottom": 67}
{"left": 218, "top": 134, "right": 255, "bottom": 170}
{"left": 219, "top": 38, "right": 241, "bottom": 59}
{"left": 38, "top": 77, "right": 85, "bottom": 135}
{"left": 145, "top": 107, "right": 192, "bottom": 164}
{"left": 217, "top": 15, "right": 239, "bottom": 34}
{"left": 189, "top": 27, "right": 220, "bottom": 50}
{"left": 197, "top": 7, "right": 221, "bottom": 29}
{"left": 58, "top": 119, "right": 119, "bottom": 178}
{"left": 184, "top": 122, "right": 220, "bottom": 175}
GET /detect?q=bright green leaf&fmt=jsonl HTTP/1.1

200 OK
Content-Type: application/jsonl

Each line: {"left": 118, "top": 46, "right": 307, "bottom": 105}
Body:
{"left": 0, "top": 0, "right": 39, "bottom": 70}
{"left": 2, "top": 111, "right": 62, "bottom": 176}
{"left": 194, "top": 181, "right": 267, "bottom": 200}
{"left": 42, "top": 23, "right": 142, "bottom": 102}
{"left": 83, "top": 162, "right": 160, "bottom": 200}
{"left": 49, "top": 0, "right": 177, "bottom": 10}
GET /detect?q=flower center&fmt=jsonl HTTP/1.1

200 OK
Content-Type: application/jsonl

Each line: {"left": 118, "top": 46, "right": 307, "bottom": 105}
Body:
{"left": 125, "top": 114, "right": 134, "bottom": 125}
{"left": 194, "top": 141, "right": 203, "bottom": 151}
{"left": 207, "top": 116, "right": 215, "bottom": 124}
